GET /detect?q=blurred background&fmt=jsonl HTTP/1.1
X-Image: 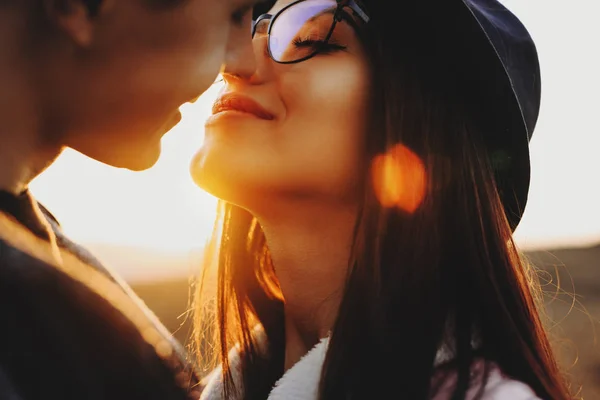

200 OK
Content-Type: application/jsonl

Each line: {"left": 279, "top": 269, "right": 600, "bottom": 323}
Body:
{"left": 29, "top": 0, "right": 600, "bottom": 398}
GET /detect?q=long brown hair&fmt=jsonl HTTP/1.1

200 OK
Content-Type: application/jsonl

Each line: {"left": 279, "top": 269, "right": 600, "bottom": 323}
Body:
{"left": 194, "top": 1, "right": 572, "bottom": 398}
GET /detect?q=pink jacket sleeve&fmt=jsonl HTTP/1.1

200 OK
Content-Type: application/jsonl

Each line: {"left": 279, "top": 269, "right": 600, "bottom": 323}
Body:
{"left": 478, "top": 366, "right": 541, "bottom": 400}
{"left": 433, "top": 362, "right": 542, "bottom": 400}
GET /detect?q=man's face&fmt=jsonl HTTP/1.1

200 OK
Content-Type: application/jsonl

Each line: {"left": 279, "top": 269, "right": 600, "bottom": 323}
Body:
{"left": 39, "top": 0, "right": 258, "bottom": 170}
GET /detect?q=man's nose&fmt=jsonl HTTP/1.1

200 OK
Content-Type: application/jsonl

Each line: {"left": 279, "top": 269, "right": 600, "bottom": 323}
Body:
{"left": 221, "top": 24, "right": 259, "bottom": 81}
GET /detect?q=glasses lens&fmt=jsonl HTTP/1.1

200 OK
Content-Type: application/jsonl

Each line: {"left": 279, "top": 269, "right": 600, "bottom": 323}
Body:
{"left": 269, "top": 0, "right": 338, "bottom": 63}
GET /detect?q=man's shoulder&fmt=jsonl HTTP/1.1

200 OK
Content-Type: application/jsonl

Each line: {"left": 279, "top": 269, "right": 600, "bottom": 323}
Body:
{"left": 0, "top": 237, "right": 191, "bottom": 399}
{"left": 0, "top": 213, "right": 199, "bottom": 399}
{"left": 35, "top": 200, "right": 116, "bottom": 279}
{"left": 29, "top": 203, "right": 200, "bottom": 373}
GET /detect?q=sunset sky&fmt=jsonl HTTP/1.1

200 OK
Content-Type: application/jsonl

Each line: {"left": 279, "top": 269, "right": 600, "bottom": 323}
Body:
{"left": 30, "top": 0, "right": 600, "bottom": 262}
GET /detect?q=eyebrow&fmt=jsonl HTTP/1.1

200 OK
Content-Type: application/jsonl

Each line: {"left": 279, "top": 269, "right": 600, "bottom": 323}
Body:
{"left": 253, "top": 3, "right": 360, "bottom": 35}
{"left": 308, "top": 8, "right": 336, "bottom": 22}
{"left": 310, "top": 7, "right": 363, "bottom": 31}
{"left": 307, "top": 5, "right": 364, "bottom": 27}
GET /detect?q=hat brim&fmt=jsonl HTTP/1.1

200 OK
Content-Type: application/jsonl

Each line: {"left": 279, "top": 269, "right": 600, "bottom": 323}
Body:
{"left": 461, "top": 0, "right": 539, "bottom": 231}
{"left": 423, "top": 0, "right": 539, "bottom": 231}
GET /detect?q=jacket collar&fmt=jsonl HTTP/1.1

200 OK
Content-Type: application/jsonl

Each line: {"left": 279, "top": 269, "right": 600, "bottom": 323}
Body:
{"left": 200, "top": 334, "right": 457, "bottom": 400}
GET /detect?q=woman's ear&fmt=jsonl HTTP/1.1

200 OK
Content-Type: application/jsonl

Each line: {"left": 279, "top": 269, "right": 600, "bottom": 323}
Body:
{"left": 42, "top": 0, "right": 98, "bottom": 47}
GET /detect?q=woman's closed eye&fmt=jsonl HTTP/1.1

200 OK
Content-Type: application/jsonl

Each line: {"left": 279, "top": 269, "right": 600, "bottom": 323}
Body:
{"left": 292, "top": 37, "right": 347, "bottom": 53}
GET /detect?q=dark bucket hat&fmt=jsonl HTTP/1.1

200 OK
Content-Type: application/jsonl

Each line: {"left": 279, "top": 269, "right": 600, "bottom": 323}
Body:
{"left": 459, "top": 0, "right": 541, "bottom": 231}
{"left": 418, "top": 0, "right": 541, "bottom": 231}
{"left": 368, "top": 0, "right": 541, "bottom": 231}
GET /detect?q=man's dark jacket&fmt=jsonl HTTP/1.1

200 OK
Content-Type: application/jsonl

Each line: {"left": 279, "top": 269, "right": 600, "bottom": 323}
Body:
{"left": 0, "top": 190, "right": 201, "bottom": 400}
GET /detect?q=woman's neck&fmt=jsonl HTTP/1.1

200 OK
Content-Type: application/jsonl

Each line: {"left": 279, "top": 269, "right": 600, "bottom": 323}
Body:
{"left": 258, "top": 203, "right": 358, "bottom": 371}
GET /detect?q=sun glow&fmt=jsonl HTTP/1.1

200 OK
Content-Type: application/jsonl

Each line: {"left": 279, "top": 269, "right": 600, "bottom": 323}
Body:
{"left": 30, "top": 83, "right": 225, "bottom": 254}
{"left": 28, "top": 0, "right": 600, "bottom": 275}
{"left": 372, "top": 144, "right": 427, "bottom": 213}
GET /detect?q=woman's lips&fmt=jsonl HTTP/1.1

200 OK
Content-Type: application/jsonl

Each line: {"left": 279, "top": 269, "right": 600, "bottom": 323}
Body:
{"left": 211, "top": 93, "right": 274, "bottom": 120}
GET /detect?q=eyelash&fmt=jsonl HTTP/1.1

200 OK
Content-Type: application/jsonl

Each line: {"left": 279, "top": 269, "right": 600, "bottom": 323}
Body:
{"left": 292, "top": 38, "right": 347, "bottom": 54}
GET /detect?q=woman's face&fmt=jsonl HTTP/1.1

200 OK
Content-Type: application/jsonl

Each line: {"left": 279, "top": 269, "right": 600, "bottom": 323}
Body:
{"left": 191, "top": 0, "right": 371, "bottom": 211}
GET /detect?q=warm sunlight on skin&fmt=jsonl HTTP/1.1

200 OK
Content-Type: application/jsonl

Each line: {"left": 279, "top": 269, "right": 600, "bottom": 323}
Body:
{"left": 372, "top": 144, "right": 427, "bottom": 213}
{"left": 29, "top": 0, "right": 600, "bottom": 282}
{"left": 31, "top": 83, "right": 224, "bottom": 253}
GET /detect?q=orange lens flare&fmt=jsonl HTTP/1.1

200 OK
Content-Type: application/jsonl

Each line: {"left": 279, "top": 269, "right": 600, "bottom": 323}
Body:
{"left": 371, "top": 144, "right": 427, "bottom": 213}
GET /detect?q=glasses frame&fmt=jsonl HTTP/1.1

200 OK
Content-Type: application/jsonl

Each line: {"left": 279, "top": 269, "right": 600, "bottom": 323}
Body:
{"left": 252, "top": 0, "right": 370, "bottom": 64}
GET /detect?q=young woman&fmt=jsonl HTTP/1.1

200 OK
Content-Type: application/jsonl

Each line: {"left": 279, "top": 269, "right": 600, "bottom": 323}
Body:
{"left": 191, "top": 0, "right": 573, "bottom": 398}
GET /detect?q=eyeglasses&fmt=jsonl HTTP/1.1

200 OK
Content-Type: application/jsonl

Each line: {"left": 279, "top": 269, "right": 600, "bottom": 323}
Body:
{"left": 252, "top": 0, "right": 370, "bottom": 64}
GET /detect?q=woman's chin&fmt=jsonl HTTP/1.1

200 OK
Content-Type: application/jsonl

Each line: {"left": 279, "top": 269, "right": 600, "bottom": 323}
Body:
{"left": 189, "top": 149, "right": 213, "bottom": 191}
{"left": 189, "top": 148, "right": 241, "bottom": 203}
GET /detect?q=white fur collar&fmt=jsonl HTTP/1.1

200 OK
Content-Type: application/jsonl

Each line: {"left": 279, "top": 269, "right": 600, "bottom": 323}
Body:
{"left": 268, "top": 337, "right": 329, "bottom": 400}
{"left": 200, "top": 336, "right": 454, "bottom": 400}
{"left": 200, "top": 334, "right": 540, "bottom": 400}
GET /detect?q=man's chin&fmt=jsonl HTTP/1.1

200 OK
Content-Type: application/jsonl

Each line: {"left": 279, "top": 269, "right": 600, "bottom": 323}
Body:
{"left": 122, "top": 157, "right": 159, "bottom": 172}
{"left": 117, "top": 148, "right": 162, "bottom": 171}
{"left": 68, "top": 120, "right": 174, "bottom": 170}
{"left": 84, "top": 142, "right": 162, "bottom": 171}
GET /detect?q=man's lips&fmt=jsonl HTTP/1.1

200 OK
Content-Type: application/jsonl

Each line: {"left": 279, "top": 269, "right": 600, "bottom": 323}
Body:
{"left": 212, "top": 94, "right": 274, "bottom": 120}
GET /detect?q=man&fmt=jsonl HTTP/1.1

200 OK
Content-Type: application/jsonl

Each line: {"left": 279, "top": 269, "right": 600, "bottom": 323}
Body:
{"left": 0, "top": 0, "right": 261, "bottom": 398}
